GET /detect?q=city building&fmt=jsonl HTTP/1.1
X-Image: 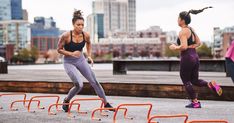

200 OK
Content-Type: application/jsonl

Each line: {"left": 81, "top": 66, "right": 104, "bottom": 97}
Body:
{"left": 0, "top": 44, "right": 14, "bottom": 62}
{"left": 30, "top": 17, "right": 60, "bottom": 55}
{"left": 88, "top": 0, "right": 136, "bottom": 42}
{"left": 22, "top": 9, "right": 28, "bottom": 20}
{"left": 92, "top": 36, "right": 168, "bottom": 58}
{"left": 0, "top": 20, "right": 30, "bottom": 51}
{"left": 0, "top": 0, "right": 23, "bottom": 20}
{"left": 0, "top": 0, "right": 12, "bottom": 20}
{"left": 91, "top": 25, "right": 177, "bottom": 58}
{"left": 86, "top": 13, "right": 104, "bottom": 43}
{"left": 10, "top": 0, "right": 23, "bottom": 20}
{"left": 0, "top": 0, "right": 29, "bottom": 54}
{"left": 213, "top": 26, "right": 234, "bottom": 58}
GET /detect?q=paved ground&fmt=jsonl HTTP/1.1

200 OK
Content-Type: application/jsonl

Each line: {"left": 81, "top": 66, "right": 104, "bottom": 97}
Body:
{"left": 0, "top": 92, "right": 233, "bottom": 123}
{"left": 0, "top": 64, "right": 233, "bottom": 122}
{"left": 0, "top": 64, "right": 233, "bottom": 86}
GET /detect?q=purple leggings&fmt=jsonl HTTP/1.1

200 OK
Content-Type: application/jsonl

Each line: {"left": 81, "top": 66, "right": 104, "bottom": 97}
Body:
{"left": 180, "top": 48, "right": 208, "bottom": 99}
{"left": 63, "top": 54, "right": 107, "bottom": 103}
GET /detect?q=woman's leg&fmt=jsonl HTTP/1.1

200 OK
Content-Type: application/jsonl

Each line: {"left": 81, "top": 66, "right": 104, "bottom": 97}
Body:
{"left": 76, "top": 60, "right": 108, "bottom": 104}
{"left": 190, "top": 60, "right": 209, "bottom": 87}
{"left": 180, "top": 54, "right": 201, "bottom": 108}
{"left": 180, "top": 62, "right": 197, "bottom": 100}
{"left": 190, "top": 58, "right": 222, "bottom": 96}
{"left": 63, "top": 63, "right": 83, "bottom": 101}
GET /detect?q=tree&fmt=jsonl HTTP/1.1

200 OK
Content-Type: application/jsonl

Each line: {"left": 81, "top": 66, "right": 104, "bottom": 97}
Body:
{"left": 165, "top": 44, "right": 179, "bottom": 57}
{"left": 30, "top": 46, "right": 39, "bottom": 62}
{"left": 11, "top": 47, "right": 39, "bottom": 64}
{"left": 197, "top": 43, "right": 212, "bottom": 58}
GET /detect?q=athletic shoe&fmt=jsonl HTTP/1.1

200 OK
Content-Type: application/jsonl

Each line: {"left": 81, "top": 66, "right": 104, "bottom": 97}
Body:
{"left": 208, "top": 81, "right": 222, "bottom": 96}
{"left": 104, "top": 103, "right": 115, "bottom": 112}
{"left": 185, "top": 101, "right": 201, "bottom": 108}
{"left": 62, "top": 99, "right": 70, "bottom": 112}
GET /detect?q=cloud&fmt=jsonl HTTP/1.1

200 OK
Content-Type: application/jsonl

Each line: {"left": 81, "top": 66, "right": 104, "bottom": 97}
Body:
{"left": 22, "top": 0, "right": 234, "bottom": 41}
{"left": 22, "top": 0, "right": 93, "bottom": 30}
{"left": 136, "top": 0, "right": 234, "bottom": 41}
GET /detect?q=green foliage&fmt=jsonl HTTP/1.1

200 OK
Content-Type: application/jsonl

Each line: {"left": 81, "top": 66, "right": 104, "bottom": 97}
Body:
{"left": 165, "top": 44, "right": 180, "bottom": 57}
{"left": 197, "top": 43, "right": 212, "bottom": 58}
{"left": 11, "top": 47, "right": 39, "bottom": 63}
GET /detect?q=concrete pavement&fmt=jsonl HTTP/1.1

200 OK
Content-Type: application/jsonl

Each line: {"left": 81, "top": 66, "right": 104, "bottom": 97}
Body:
{"left": 0, "top": 92, "right": 233, "bottom": 123}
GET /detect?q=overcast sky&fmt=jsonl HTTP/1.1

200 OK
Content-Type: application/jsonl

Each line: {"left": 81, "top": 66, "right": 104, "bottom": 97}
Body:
{"left": 22, "top": 0, "right": 234, "bottom": 41}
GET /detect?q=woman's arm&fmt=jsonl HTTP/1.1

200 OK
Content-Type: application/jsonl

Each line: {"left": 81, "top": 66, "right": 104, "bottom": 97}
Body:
{"left": 57, "top": 33, "right": 73, "bottom": 56}
{"left": 169, "top": 29, "right": 188, "bottom": 51}
{"left": 85, "top": 33, "right": 92, "bottom": 58}
{"left": 84, "top": 32, "right": 94, "bottom": 66}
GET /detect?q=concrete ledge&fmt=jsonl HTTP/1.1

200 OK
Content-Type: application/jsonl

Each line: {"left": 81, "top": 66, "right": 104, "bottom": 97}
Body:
{"left": 0, "top": 80, "right": 233, "bottom": 101}
{"left": 0, "top": 62, "right": 8, "bottom": 74}
{"left": 113, "top": 59, "right": 226, "bottom": 75}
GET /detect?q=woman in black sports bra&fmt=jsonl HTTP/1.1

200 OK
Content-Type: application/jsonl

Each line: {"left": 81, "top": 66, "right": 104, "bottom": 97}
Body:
{"left": 57, "top": 10, "right": 114, "bottom": 112}
{"left": 169, "top": 7, "right": 222, "bottom": 108}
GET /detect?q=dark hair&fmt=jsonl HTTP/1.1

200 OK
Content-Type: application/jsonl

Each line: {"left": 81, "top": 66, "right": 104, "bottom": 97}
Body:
{"left": 179, "top": 6, "right": 212, "bottom": 25}
{"left": 72, "top": 10, "right": 84, "bottom": 24}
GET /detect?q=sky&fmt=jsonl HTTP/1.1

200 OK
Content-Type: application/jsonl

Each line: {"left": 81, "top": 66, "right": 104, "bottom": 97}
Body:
{"left": 22, "top": 0, "right": 234, "bottom": 41}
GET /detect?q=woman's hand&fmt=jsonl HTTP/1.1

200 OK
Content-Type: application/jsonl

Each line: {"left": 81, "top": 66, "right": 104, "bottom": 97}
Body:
{"left": 188, "top": 44, "right": 197, "bottom": 49}
{"left": 169, "top": 44, "right": 177, "bottom": 50}
{"left": 70, "top": 51, "right": 81, "bottom": 58}
{"left": 87, "top": 56, "right": 94, "bottom": 67}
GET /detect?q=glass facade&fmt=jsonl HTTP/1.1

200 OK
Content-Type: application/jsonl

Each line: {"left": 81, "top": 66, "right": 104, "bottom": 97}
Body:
{"left": 11, "top": 0, "right": 23, "bottom": 20}
{"left": 0, "top": 22, "right": 30, "bottom": 49}
{"left": 0, "top": 0, "right": 11, "bottom": 20}
{"left": 96, "top": 14, "right": 104, "bottom": 39}
{"left": 0, "top": 0, "right": 23, "bottom": 20}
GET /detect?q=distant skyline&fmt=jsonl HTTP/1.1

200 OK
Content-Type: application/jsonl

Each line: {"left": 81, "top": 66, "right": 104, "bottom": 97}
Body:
{"left": 22, "top": 0, "right": 234, "bottom": 41}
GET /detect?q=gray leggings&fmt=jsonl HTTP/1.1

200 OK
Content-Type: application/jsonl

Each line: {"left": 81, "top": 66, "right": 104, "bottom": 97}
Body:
{"left": 63, "top": 54, "right": 107, "bottom": 103}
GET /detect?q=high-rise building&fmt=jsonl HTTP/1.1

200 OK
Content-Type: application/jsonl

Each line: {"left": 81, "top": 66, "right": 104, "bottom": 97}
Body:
{"left": 89, "top": 0, "right": 136, "bottom": 40}
{"left": 0, "top": 20, "right": 30, "bottom": 51}
{"left": 0, "top": 0, "right": 29, "bottom": 59}
{"left": 127, "top": 0, "right": 136, "bottom": 32}
{"left": 0, "top": 0, "right": 23, "bottom": 20}
{"left": 96, "top": 14, "right": 104, "bottom": 39}
{"left": 86, "top": 13, "right": 104, "bottom": 43}
{"left": 0, "top": 0, "right": 12, "bottom": 20}
{"left": 10, "top": 0, "right": 23, "bottom": 20}
{"left": 86, "top": 14, "right": 96, "bottom": 43}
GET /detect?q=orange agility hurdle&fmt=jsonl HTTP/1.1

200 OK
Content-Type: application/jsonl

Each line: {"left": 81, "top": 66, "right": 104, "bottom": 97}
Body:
{"left": 27, "top": 95, "right": 60, "bottom": 112}
{"left": 68, "top": 97, "right": 105, "bottom": 117}
{"left": 91, "top": 107, "right": 128, "bottom": 121}
{"left": 147, "top": 114, "right": 189, "bottom": 123}
{"left": 0, "top": 93, "right": 27, "bottom": 109}
{"left": 107, "top": 103, "right": 153, "bottom": 123}
{"left": 48, "top": 102, "right": 80, "bottom": 116}
{"left": 10, "top": 100, "right": 43, "bottom": 111}
{"left": 187, "top": 120, "right": 228, "bottom": 123}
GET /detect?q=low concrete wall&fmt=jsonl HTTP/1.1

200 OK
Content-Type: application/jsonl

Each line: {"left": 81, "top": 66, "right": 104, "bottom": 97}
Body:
{"left": 0, "top": 62, "right": 8, "bottom": 74}
{"left": 0, "top": 81, "right": 233, "bottom": 101}
{"left": 113, "top": 59, "right": 226, "bottom": 75}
